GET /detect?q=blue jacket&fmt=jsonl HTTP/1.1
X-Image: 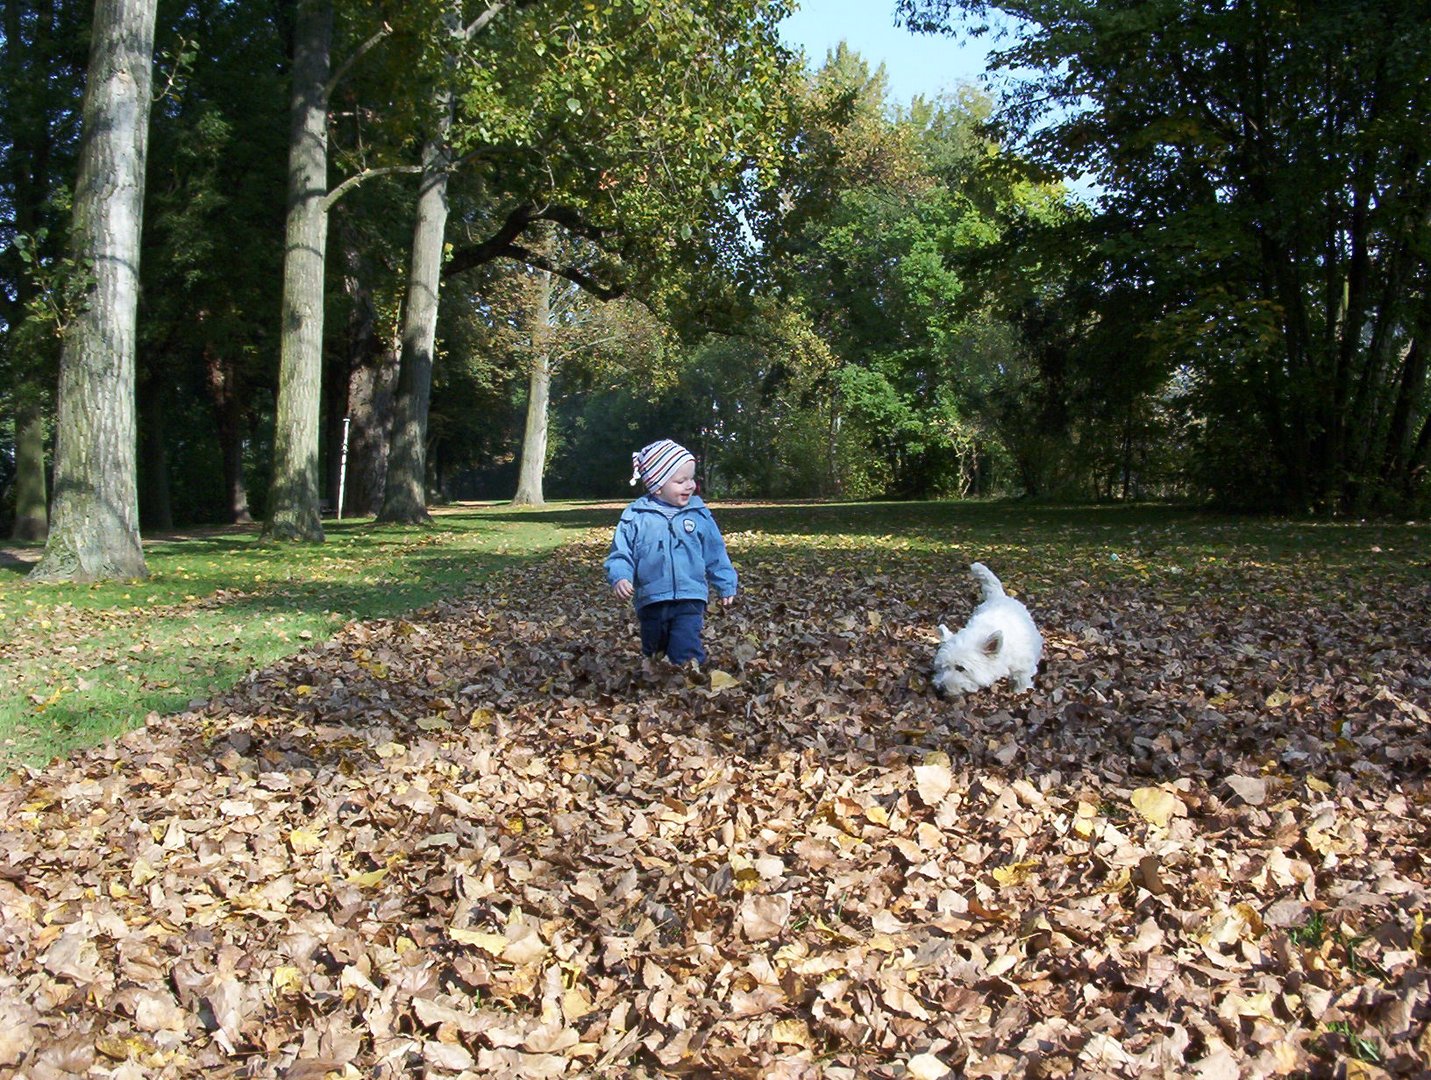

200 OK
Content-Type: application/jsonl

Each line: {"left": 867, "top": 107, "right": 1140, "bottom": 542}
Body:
{"left": 605, "top": 494, "right": 737, "bottom": 611}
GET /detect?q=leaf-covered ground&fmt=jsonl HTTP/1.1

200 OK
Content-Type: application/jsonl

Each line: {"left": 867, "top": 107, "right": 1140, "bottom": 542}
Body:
{"left": 2, "top": 513, "right": 1428, "bottom": 1078}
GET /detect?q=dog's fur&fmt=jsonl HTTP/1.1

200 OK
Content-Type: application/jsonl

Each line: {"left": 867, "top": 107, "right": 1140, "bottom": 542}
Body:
{"left": 932, "top": 562, "right": 1042, "bottom": 695}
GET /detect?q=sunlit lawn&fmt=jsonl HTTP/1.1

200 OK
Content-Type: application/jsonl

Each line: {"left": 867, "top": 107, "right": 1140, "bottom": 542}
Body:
{"left": 2, "top": 498, "right": 1424, "bottom": 770}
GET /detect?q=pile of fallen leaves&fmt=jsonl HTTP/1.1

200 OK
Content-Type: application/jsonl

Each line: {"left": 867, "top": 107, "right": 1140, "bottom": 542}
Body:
{"left": 1, "top": 527, "right": 1427, "bottom": 1078}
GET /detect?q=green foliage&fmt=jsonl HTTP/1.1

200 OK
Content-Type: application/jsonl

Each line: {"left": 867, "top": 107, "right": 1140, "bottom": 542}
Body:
{"left": 760, "top": 50, "right": 1072, "bottom": 499}
{"left": 1287, "top": 912, "right": 1327, "bottom": 948}
{"left": 898, "top": 0, "right": 1431, "bottom": 514}
{"left": 434, "top": 0, "right": 799, "bottom": 309}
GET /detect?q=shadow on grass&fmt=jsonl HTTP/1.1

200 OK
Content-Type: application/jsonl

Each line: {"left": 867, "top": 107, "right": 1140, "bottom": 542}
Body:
{"left": 1, "top": 543, "right": 558, "bottom": 770}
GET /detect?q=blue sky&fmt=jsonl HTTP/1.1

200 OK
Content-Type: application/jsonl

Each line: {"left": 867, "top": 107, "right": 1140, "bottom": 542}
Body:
{"left": 777, "top": 0, "right": 996, "bottom": 106}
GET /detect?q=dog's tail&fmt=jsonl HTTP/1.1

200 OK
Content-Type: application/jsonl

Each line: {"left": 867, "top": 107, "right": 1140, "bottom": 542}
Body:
{"left": 969, "top": 561, "right": 1005, "bottom": 601}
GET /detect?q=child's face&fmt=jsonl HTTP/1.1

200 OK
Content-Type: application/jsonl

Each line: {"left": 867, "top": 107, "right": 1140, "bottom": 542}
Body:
{"left": 654, "top": 461, "right": 697, "bottom": 507}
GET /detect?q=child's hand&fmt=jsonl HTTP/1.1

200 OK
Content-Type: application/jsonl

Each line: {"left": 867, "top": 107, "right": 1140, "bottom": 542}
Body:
{"left": 613, "top": 580, "right": 634, "bottom": 600}
{"left": 720, "top": 594, "right": 735, "bottom": 607}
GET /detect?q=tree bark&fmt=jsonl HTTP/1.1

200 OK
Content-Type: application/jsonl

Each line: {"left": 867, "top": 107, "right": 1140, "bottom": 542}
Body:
{"left": 512, "top": 267, "right": 553, "bottom": 506}
{"left": 264, "top": 0, "right": 332, "bottom": 543}
{"left": 11, "top": 404, "right": 49, "bottom": 542}
{"left": 30, "top": 0, "right": 156, "bottom": 582}
{"left": 344, "top": 349, "right": 397, "bottom": 515}
{"left": 378, "top": 88, "right": 455, "bottom": 525}
{"left": 203, "top": 349, "right": 253, "bottom": 524}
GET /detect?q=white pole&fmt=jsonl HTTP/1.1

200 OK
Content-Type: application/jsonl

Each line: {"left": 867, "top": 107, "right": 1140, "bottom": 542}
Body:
{"left": 337, "top": 416, "right": 351, "bottom": 520}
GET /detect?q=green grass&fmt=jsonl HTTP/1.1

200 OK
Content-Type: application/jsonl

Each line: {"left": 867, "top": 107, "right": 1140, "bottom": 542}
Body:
{"left": 0, "top": 504, "right": 593, "bottom": 769}
{"left": 3, "top": 497, "right": 1426, "bottom": 771}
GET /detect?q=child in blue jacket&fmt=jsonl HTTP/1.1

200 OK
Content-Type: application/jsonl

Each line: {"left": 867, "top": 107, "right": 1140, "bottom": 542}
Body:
{"left": 605, "top": 439, "right": 737, "bottom": 666}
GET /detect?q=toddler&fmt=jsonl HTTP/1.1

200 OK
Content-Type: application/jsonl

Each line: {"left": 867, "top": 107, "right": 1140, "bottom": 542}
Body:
{"left": 605, "top": 439, "right": 737, "bottom": 666}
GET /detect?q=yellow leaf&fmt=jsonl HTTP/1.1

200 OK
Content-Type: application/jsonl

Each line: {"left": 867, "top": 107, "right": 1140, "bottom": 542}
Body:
{"left": 272, "top": 966, "right": 302, "bottom": 995}
{"left": 992, "top": 860, "right": 1037, "bottom": 887}
{"left": 346, "top": 867, "right": 389, "bottom": 888}
{"left": 864, "top": 804, "right": 890, "bottom": 827}
{"left": 1306, "top": 776, "right": 1332, "bottom": 793}
{"left": 812, "top": 918, "right": 858, "bottom": 946}
{"left": 416, "top": 715, "right": 449, "bottom": 731}
{"left": 1264, "top": 690, "right": 1290, "bottom": 708}
{"left": 450, "top": 928, "right": 509, "bottom": 955}
{"left": 1130, "top": 786, "right": 1183, "bottom": 828}
{"left": 503, "top": 815, "right": 525, "bottom": 834}
{"left": 708, "top": 669, "right": 739, "bottom": 691}
{"left": 288, "top": 828, "right": 323, "bottom": 854}
{"left": 562, "top": 986, "right": 595, "bottom": 1022}
{"left": 1072, "top": 800, "right": 1099, "bottom": 838}
{"left": 770, "top": 1018, "right": 813, "bottom": 1048}
{"left": 293, "top": 684, "right": 314, "bottom": 696}
{"left": 95, "top": 1035, "right": 152, "bottom": 1062}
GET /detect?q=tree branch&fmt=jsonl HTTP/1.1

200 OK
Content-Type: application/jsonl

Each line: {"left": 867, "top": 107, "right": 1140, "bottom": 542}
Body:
{"left": 442, "top": 203, "right": 626, "bottom": 299}
{"left": 323, "top": 164, "right": 424, "bottom": 211}
{"left": 326, "top": 22, "right": 392, "bottom": 96}
{"left": 445, "top": 203, "right": 612, "bottom": 269}
{"left": 462, "top": 0, "right": 546, "bottom": 41}
{"left": 503, "top": 243, "right": 627, "bottom": 300}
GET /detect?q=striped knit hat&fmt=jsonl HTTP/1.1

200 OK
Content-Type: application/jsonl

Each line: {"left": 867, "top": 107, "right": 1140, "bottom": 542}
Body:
{"left": 630, "top": 439, "right": 695, "bottom": 493}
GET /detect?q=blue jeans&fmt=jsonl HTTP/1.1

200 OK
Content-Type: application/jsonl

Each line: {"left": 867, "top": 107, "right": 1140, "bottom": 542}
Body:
{"left": 638, "top": 599, "right": 707, "bottom": 664}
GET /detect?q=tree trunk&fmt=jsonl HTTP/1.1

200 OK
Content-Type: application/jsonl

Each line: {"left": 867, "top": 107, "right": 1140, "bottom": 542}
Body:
{"left": 138, "top": 378, "right": 173, "bottom": 531}
{"left": 264, "top": 0, "right": 332, "bottom": 543}
{"left": 345, "top": 343, "right": 398, "bottom": 516}
{"left": 335, "top": 217, "right": 394, "bottom": 516}
{"left": 378, "top": 94, "right": 454, "bottom": 525}
{"left": 30, "top": 0, "right": 156, "bottom": 582}
{"left": 11, "top": 404, "right": 49, "bottom": 542}
{"left": 512, "top": 268, "right": 553, "bottom": 506}
{"left": 204, "top": 349, "right": 253, "bottom": 524}
{"left": 324, "top": 333, "right": 351, "bottom": 516}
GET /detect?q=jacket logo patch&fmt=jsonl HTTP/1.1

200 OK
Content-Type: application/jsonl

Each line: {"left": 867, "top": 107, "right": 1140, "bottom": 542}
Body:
{"left": 684, "top": 519, "right": 696, "bottom": 533}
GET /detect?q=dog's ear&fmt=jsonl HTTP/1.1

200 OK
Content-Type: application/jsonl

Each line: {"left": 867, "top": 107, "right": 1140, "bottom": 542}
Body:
{"left": 937, "top": 624, "right": 953, "bottom": 641}
{"left": 980, "top": 631, "right": 1003, "bottom": 656}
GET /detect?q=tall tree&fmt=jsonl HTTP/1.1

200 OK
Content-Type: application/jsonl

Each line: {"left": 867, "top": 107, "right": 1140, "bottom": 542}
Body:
{"left": 507, "top": 230, "right": 667, "bottom": 506}
{"left": 377, "top": 0, "right": 513, "bottom": 524}
{"left": 264, "top": 0, "right": 403, "bottom": 541}
{"left": 30, "top": 0, "right": 158, "bottom": 581}
{"left": 377, "top": 0, "right": 796, "bottom": 519}
{"left": 899, "top": 0, "right": 1431, "bottom": 512}
{"left": 137, "top": 0, "right": 290, "bottom": 527}
{"left": 265, "top": 0, "right": 335, "bottom": 542}
{"left": 510, "top": 262, "right": 554, "bottom": 507}
{"left": 1, "top": 0, "right": 89, "bottom": 542}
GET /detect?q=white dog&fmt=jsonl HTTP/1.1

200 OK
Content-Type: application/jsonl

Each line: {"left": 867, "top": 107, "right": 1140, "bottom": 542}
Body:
{"left": 932, "top": 562, "right": 1042, "bottom": 695}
